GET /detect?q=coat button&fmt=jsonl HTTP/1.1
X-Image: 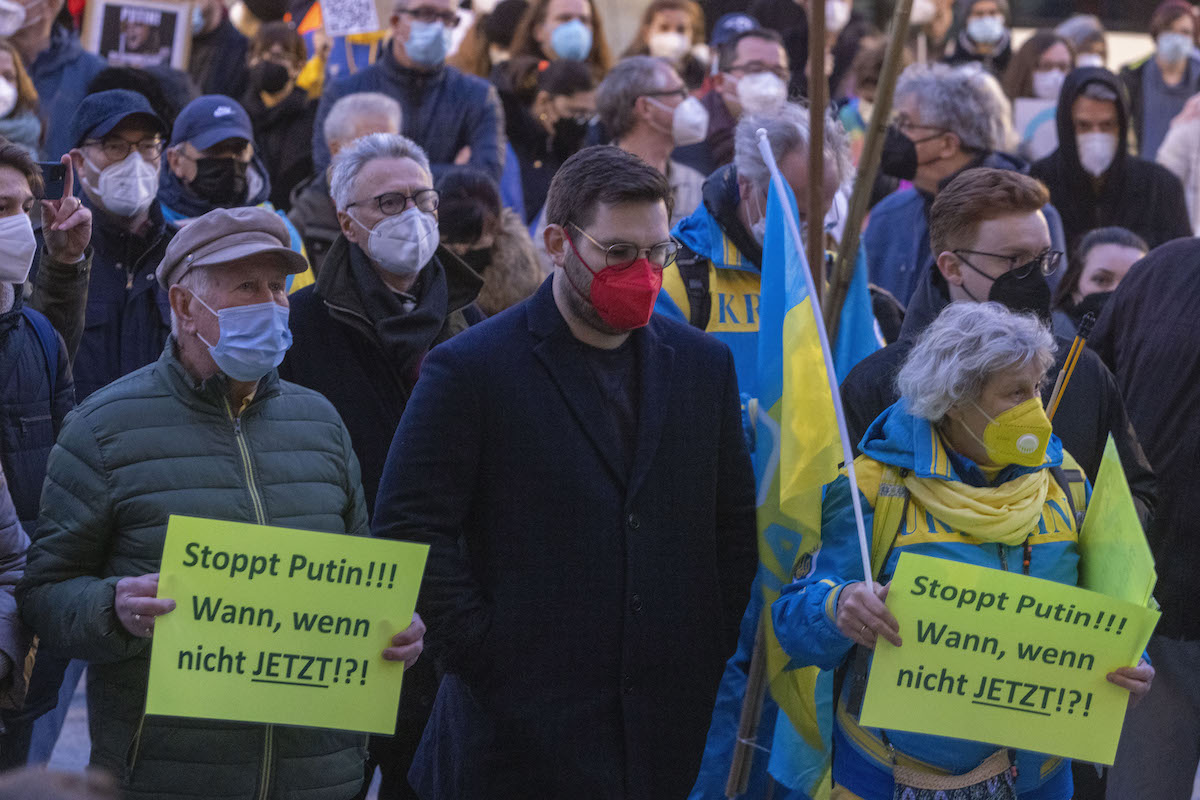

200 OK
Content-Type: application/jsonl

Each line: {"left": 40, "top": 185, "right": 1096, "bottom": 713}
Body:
{"left": 631, "top": 594, "right": 643, "bottom": 613}
{"left": 626, "top": 513, "right": 640, "bottom": 530}
{"left": 623, "top": 674, "right": 634, "bottom": 694}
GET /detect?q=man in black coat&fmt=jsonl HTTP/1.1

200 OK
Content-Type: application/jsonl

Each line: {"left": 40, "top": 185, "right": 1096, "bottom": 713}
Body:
{"left": 1031, "top": 66, "right": 1191, "bottom": 256}
{"left": 372, "top": 146, "right": 758, "bottom": 800}
{"left": 1092, "top": 237, "right": 1200, "bottom": 800}
{"left": 841, "top": 168, "right": 1156, "bottom": 525}
{"left": 279, "top": 132, "right": 481, "bottom": 800}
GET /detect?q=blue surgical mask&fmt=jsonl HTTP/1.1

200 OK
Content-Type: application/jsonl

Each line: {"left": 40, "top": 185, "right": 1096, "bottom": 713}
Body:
{"left": 194, "top": 294, "right": 292, "bottom": 382}
{"left": 406, "top": 20, "right": 452, "bottom": 67}
{"left": 1157, "top": 32, "right": 1193, "bottom": 65}
{"left": 550, "top": 19, "right": 592, "bottom": 61}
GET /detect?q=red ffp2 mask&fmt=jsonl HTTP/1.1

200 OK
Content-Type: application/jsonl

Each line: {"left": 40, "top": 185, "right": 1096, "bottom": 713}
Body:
{"left": 564, "top": 232, "right": 664, "bottom": 330}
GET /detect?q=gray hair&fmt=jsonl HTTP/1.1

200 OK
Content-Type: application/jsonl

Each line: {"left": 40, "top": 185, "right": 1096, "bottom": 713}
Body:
{"left": 595, "top": 56, "right": 676, "bottom": 141}
{"left": 1054, "top": 14, "right": 1103, "bottom": 50}
{"left": 168, "top": 266, "right": 217, "bottom": 339}
{"left": 1080, "top": 81, "right": 1118, "bottom": 103}
{"left": 895, "top": 63, "right": 1014, "bottom": 153}
{"left": 323, "top": 92, "right": 403, "bottom": 151}
{"left": 329, "top": 133, "right": 431, "bottom": 211}
{"left": 732, "top": 100, "right": 853, "bottom": 196}
{"left": 896, "top": 302, "right": 1057, "bottom": 421}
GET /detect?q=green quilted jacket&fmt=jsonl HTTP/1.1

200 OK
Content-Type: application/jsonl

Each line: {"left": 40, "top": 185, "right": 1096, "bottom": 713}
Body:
{"left": 17, "top": 339, "right": 370, "bottom": 800}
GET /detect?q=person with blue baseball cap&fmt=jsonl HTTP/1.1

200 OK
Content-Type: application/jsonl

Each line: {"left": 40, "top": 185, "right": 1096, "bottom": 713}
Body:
{"left": 159, "top": 94, "right": 314, "bottom": 293}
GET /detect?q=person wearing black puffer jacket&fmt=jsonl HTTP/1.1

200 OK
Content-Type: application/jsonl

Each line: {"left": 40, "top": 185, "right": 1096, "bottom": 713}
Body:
{"left": 240, "top": 23, "right": 316, "bottom": 213}
{"left": 1031, "top": 66, "right": 1191, "bottom": 255}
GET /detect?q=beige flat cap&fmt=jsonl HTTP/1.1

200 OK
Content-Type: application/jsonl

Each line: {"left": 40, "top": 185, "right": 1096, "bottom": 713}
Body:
{"left": 156, "top": 206, "right": 310, "bottom": 289}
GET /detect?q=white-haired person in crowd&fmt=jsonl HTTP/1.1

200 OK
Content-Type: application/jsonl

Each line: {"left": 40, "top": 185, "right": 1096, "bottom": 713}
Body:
{"left": 867, "top": 61, "right": 1068, "bottom": 307}
{"left": 773, "top": 300, "right": 1153, "bottom": 800}
{"left": 288, "top": 91, "right": 403, "bottom": 271}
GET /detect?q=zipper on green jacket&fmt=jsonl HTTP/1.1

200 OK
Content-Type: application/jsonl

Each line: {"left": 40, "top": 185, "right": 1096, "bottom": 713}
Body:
{"left": 258, "top": 724, "right": 275, "bottom": 800}
{"left": 224, "top": 396, "right": 273, "bottom": 797}
{"left": 224, "top": 398, "right": 268, "bottom": 526}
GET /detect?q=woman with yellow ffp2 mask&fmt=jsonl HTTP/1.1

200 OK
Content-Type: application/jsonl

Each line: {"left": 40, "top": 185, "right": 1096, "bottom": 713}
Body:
{"left": 772, "top": 301, "right": 1154, "bottom": 800}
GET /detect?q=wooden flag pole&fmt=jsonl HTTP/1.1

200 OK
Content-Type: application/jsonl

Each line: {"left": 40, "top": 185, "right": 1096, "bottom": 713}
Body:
{"left": 807, "top": 0, "right": 827, "bottom": 302}
{"left": 823, "top": 0, "right": 915, "bottom": 343}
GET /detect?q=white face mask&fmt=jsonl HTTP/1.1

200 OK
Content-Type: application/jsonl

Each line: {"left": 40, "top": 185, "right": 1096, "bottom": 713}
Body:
{"left": 966, "top": 14, "right": 1005, "bottom": 46}
{"left": 647, "top": 94, "right": 709, "bottom": 146}
{"left": 84, "top": 151, "right": 159, "bottom": 218}
{"left": 352, "top": 206, "right": 440, "bottom": 277}
{"left": 910, "top": 0, "right": 937, "bottom": 26}
{"left": 1076, "top": 53, "right": 1105, "bottom": 69}
{"left": 647, "top": 31, "right": 690, "bottom": 61}
{"left": 0, "top": 212, "right": 36, "bottom": 284}
{"left": 0, "top": 78, "right": 17, "bottom": 119}
{"left": 736, "top": 71, "right": 788, "bottom": 115}
{"left": 826, "top": 0, "right": 851, "bottom": 34}
{"left": 1031, "top": 68, "right": 1065, "bottom": 100}
{"left": 1157, "top": 32, "right": 1193, "bottom": 65}
{"left": 858, "top": 98, "right": 875, "bottom": 124}
{"left": 1076, "top": 131, "right": 1117, "bottom": 177}
{"left": 0, "top": 0, "right": 25, "bottom": 37}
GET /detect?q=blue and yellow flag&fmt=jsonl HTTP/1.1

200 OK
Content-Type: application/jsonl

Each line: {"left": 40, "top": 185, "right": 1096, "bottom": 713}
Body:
{"left": 753, "top": 178, "right": 879, "bottom": 796}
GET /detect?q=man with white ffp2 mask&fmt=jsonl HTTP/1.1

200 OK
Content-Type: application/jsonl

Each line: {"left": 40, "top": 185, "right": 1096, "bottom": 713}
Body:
{"left": 66, "top": 88, "right": 176, "bottom": 402}
{"left": 278, "top": 131, "right": 482, "bottom": 792}
{"left": 673, "top": 25, "right": 791, "bottom": 178}
{"left": 594, "top": 56, "right": 707, "bottom": 226}
{"left": 1030, "top": 68, "right": 1191, "bottom": 260}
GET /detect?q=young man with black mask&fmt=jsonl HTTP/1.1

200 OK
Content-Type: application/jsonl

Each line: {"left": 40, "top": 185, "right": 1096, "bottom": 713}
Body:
{"left": 841, "top": 168, "right": 1156, "bottom": 543}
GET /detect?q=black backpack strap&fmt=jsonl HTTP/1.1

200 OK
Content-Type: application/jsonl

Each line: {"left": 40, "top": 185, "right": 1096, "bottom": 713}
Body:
{"left": 1050, "top": 465, "right": 1086, "bottom": 529}
{"left": 674, "top": 244, "right": 711, "bottom": 330}
{"left": 21, "top": 307, "right": 57, "bottom": 406}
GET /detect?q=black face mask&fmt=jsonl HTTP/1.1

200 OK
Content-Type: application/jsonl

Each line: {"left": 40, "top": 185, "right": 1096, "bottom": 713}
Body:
{"left": 460, "top": 247, "right": 491, "bottom": 273}
{"left": 191, "top": 157, "right": 249, "bottom": 207}
{"left": 1072, "top": 290, "right": 1113, "bottom": 322}
{"left": 250, "top": 60, "right": 291, "bottom": 94}
{"left": 986, "top": 267, "right": 1051, "bottom": 319}
{"left": 551, "top": 118, "right": 589, "bottom": 160}
{"left": 880, "top": 124, "right": 918, "bottom": 181}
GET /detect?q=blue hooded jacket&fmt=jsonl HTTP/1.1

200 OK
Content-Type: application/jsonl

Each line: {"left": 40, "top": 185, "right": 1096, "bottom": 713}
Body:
{"left": 30, "top": 25, "right": 105, "bottom": 159}
{"left": 772, "top": 399, "right": 1087, "bottom": 800}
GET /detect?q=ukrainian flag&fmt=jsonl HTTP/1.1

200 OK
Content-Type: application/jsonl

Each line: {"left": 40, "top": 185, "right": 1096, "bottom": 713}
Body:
{"left": 753, "top": 178, "right": 878, "bottom": 796}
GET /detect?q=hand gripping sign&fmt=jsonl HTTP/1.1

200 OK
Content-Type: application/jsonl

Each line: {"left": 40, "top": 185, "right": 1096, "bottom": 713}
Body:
{"left": 146, "top": 516, "right": 428, "bottom": 734}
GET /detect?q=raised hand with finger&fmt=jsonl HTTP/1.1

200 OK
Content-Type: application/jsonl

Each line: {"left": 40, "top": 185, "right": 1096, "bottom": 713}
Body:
{"left": 41, "top": 153, "right": 92, "bottom": 264}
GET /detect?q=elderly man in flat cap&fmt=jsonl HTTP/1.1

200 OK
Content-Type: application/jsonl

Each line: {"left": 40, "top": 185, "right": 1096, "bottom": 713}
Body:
{"left": 17, "top": 206, "right": 425, "bottom": 799}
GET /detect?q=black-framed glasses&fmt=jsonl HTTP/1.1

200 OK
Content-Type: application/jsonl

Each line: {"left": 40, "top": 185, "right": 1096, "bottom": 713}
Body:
{"left": 398, "top": 7, "right": 459, "bottom": 26}
{"left": 727, "top": 62, "right": 790, "bottom": 81}
{"left": 84, "top": 136, "right": 164, "bottom": 161}
{"left": 348, "top": 189, "right": 439, "bottom": 215}
{"left": 954, "top": 248, "right": 1063, "bottom": 280}
{"left": 570, "top": 223, "right": 679, "bottom": 268}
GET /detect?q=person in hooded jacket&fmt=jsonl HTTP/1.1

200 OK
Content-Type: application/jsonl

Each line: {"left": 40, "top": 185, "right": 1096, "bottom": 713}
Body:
{"left": 942, "top": 0, "right": 1013, "bottom": 76}
{"left": 865, "top": 62, "right": 1066, "bottom": 307}
{"left": 279, "top": 133, "right": 480, "bottom": 800}
{"left": 1030, "top": 66, "right": 1190, "bottom": 255}
{"left": 842, "top": 168, "right": 1155, "bottom": 531}
{"left": 240, "top": 22, "right": 315, "bottom": 213}
{"left": 159, "top": 94, "right": 314, "bottom": 292}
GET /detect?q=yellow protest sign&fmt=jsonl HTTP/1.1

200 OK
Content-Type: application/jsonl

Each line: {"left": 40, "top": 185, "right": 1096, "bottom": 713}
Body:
{"left": 1078, "top": 436, "right": 1156, "bottom": 607}
{"left": 859, "top": 553, "right": 1159, "bottom": 765}
{"left": 146, "top": 515, "right": 429, "bottom": 734}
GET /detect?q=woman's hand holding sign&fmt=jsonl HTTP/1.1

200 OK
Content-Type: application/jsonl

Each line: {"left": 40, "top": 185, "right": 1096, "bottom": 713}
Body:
{"left": 116, "top": 573, "right": 176, "bottom": 638}
{"left": 837, "top": 581, "right": 902, "bottom": 649}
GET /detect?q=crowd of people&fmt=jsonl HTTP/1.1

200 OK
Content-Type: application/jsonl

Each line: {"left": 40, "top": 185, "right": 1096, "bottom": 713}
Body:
{"left": 0, "top": 0, "right": 1192, "bottom": 797}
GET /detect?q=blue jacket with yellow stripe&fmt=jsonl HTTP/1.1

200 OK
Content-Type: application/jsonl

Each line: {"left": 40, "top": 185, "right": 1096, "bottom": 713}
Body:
{"left": 656, "top": 165, "right": 763, "bottom": 399}
{"left": 772, "top": 399, "right": 1088, "bottom": 800}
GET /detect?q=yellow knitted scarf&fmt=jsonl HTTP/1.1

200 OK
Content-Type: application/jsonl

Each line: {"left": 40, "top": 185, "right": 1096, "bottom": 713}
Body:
{"left": 902, "top": 469, "right": 1050, "bottom": 545}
